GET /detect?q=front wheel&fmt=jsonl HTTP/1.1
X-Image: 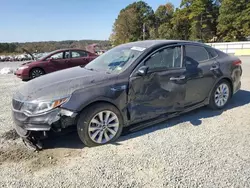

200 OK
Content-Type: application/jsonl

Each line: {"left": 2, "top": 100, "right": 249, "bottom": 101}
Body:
{"left": 30, "top": 68, "right": 45, "bottom": 79}
{"left": 208, "top": 80, "right": 232, "bottom": 110}
{"left": 77, "top": 103, "right": 123, "bottom": 147}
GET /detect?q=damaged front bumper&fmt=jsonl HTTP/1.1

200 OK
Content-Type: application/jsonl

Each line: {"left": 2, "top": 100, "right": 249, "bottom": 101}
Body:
{"left": 12, "top": 108, "right": 78, "bottom": 137}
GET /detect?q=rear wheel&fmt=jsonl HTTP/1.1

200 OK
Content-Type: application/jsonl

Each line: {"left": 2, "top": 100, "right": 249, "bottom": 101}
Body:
{"left": 77, "top": 103, "right": 123, "bottom": 147}
{"left": 208, "top": 80, "right": 231, "bottom": 110}
{"left": 30, "top": 68, "right": 45, "bottom": 79}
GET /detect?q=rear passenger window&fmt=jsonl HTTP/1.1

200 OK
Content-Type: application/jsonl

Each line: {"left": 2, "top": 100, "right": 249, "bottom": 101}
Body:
{"left": 185, "top": 45, "right": 209, "bottom": 62}
{"left": 71, "top": 51, "right": 88, "bottom": 58}
{"left": 205, "top": 47, "right": 218, "bottom": 58}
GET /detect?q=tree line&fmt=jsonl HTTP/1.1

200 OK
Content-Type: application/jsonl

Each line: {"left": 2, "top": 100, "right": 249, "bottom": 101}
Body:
{"left": 0, "top": 40, "right": 111, "bottom": 54}
{"left": 110, "top": 0, "right": 250, "bottom": 46}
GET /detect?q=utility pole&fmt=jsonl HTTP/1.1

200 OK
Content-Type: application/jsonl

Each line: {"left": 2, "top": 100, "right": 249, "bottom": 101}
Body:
{"left": 200, "top": 13, "right": 203, "bottom": 41}
{"left": 143, "top": 23, "right": 146, "bottom": 40}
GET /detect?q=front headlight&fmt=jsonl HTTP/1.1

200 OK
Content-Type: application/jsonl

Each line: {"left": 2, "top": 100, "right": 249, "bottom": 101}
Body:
{"left": 21, "top": 97, "right": 70, "bottom": 115}
{"left": 18, "top": 66, "right": 29, "bottom": 70}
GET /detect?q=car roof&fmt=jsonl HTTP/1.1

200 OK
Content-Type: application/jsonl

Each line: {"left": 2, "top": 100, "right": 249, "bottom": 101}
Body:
{"left": 53, "top": 48, "right": 87, "bottom": 52}
{"left": 120, "top": 40, "right": 207, "bottom": 48}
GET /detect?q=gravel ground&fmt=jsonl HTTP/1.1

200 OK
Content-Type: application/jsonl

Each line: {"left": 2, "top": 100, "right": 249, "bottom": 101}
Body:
{"left": 0, "top": 58, "right": 250, "bottom": 188}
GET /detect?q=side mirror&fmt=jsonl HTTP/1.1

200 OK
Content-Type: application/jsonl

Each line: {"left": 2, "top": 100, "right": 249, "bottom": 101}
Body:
{"left": 136, "top": 66, "right": 149, "bottom": 76}
{"left": 48, "top": 57, "right": 52, "bottom": 62}
{"left": 48, "top": 57, "right": 56, "bottom": 62}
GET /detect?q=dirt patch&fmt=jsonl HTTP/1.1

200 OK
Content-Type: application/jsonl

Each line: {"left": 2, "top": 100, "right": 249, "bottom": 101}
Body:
{"left": 0, "top": 147, "right": 36, "bottom": 164}
{"left": 25, "top": 148, "right": 80, "bottom": 172}
{"left": 0, "top": 144, "right": 80, "bottom": 172}
{"left": 0, "top": 146, "right": 60, "bottom": 172}
{"left": 27, "top": 153, "right": 58, "bottom": 172}
{"left": 1, "top": 129, "right": 19, "bottom": 140}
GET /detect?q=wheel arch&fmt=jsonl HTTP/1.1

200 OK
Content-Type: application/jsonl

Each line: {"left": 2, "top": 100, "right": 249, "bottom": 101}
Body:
{"left": 208, "top": 77, "right": 234, "bottom": 102}
{"left": 76, "top": 99, "right": 127, "bottom": 124}
{"left": 222, "top": 77, "right": 233, "bottom": 96}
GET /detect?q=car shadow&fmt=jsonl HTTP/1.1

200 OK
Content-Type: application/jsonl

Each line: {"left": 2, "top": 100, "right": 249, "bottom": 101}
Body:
{"left": 43, "top": 89, "right": 250, "bottom": 150}
{"left": 42, "top": 127, "right": 83, "bottom": 149}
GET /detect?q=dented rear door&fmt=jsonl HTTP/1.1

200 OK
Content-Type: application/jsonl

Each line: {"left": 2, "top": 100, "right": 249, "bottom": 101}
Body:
{"left": 128, "top": 45, "right": 186, "bottom": 123}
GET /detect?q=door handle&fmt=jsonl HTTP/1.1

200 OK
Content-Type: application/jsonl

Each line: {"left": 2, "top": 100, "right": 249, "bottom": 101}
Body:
{"left": 210, "top": 64, "right": 219, "bottom": 71}
{"left": 170, "top": 75, "right": 186, "bottom": 81}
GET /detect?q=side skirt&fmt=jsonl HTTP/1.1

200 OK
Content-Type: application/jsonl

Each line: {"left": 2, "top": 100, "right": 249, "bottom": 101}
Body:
{"left": 128, "top": 101, "right": 206, "bottom": 133}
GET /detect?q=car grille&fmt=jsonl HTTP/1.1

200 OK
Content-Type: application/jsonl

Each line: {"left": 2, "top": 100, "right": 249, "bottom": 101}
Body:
{"left": 12, "top": 99, "right": 23, "bottom": 110}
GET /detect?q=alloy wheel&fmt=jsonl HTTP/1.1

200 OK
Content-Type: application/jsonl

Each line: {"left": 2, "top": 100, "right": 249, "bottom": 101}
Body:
{"left": 31, "top": 69, "right": 43, "bottom": 78}
{"left": 88, "top": 110, "right": 119, "bottom": 144}
{"left": 214, "top": 83, "right": 230, "bottom": 107}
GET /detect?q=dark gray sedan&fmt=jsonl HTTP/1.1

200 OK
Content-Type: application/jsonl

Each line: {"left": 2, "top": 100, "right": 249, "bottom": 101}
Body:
{"left": 12, "top": 40, "right": 242, "bottom": 150}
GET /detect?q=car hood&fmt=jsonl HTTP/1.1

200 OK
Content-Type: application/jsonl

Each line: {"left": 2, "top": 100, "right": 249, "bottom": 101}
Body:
{"left": 21, "top": 61, "right": 34, "bottom": 66}
{"left": 22, "top": 48, "right": 35, "bottom": 60}
{"left": 14, "top": 67, "right": 116, "bottom": 101}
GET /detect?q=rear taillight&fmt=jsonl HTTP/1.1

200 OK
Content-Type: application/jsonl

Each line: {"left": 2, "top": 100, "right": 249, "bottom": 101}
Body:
{"left": 233, "top": 60, "right": 242, "bottom": 66}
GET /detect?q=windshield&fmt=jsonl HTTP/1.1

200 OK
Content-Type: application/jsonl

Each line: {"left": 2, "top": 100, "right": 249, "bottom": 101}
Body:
{"left": 85, "top": 45, "right": 145, "bottom": 74}
{"left": 37, "top": 51, "right": 56, "bottom": 60}
{"left": 36, "top": 53, "right": 49, "bottom": 60}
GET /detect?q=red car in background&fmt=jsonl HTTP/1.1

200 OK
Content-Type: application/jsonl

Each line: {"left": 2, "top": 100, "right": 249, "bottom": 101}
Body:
{"left": 15, "top": 48, "right": 98, "bottom": 81}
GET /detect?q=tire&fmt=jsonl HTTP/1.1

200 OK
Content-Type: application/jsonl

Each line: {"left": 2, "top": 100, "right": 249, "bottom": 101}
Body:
{"left": 30, "top": 68, "right": 45, "bottom": 79}
{"left": 208, "top": 79, "right": 232, "bottom": 110}
{"left": 77, "top": 103, "right": 123, "bottom": 147}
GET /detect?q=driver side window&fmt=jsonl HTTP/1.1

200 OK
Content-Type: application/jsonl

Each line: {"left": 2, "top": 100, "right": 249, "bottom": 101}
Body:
{"left": 145, "top": 51, "right": 164, "bottom": 69}
{"left": 49, "top": 52, "right": 63, "bottom": 60}
{"left": 145, "top": 46, "right": 182, "bottom": 70}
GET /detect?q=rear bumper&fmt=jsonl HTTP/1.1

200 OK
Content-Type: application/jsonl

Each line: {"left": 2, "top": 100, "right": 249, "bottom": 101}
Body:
{"left": 232, "top": 65, "right": 242, "bottom": 95}
{"left": 233, "top": 81, "right": 241, "bottom": 94}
